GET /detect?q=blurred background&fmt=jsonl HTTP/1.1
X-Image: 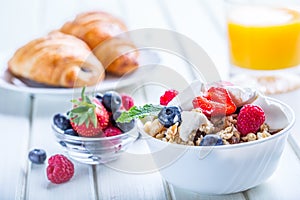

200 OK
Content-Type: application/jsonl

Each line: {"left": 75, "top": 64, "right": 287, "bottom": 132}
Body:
{"left": 0, "top": 0, "right": 228, "bottom": 76}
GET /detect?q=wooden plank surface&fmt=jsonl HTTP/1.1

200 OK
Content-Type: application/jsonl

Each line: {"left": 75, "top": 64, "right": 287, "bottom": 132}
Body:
{"left": 169, "top": 184, "right": 246, "bottom": 200}
{"left": 95, "top": 140, "right": 169, "bottom": 200}
{"left": 245, "top": 143, "right": 300, "bottom": 200}
{"left": 0, "top": 89, "right": 30, "bottom": 199}
{"left": 25, "top": 95, "right": 95, "bottom": 200}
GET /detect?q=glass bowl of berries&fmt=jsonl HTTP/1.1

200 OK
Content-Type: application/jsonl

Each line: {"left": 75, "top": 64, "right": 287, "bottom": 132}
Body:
{"left": 120, "top": 81, "right": 295, "bottom": 194}
{"left": 52, "top": 87, "right": 139, "bottom": 165}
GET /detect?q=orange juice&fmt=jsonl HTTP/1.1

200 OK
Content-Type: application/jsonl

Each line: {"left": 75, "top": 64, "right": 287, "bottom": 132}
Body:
{"left": 227, "top": 6, "right": 300, "bottom": 70}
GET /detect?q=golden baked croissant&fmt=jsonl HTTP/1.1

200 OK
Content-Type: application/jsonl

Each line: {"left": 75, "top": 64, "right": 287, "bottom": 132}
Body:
{"left": 60, "top": 11, "right": 139, "bottom": 76}
{"left": 8, "top": 31, "right": 105, "bottom": 88}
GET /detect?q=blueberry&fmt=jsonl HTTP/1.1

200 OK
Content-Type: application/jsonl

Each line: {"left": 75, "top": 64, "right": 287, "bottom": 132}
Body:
{"left": 113, "top": 111, "right": 135, "bottom": 132}
{"left": 158, "top": 106, "right": 182, "bottom": 128}
{"left": 28, "top": 149, "right": 47, "bottom": 164}
{"left": 53, "top": 113, "right": 71, "bottom": 131}
{"left": 64, "top": 129, "right": 79, "bottom": 136}
{"left": 199, "top": 135, "right": 223, "bottom": 146}
{"left": 95, "top": 93, "right": 103, "bottom": 103}
{"left": 102, "top": 91, "right": 122, "bottom": 113}
{"left": 59, "top": 141, "right": 67, "bottom": 147}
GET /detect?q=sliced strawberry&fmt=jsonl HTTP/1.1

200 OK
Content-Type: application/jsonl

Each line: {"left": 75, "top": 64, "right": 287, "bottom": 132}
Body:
{"left": 192, "top": 96, "right": 227, "bottom": 116}
{"left": 192, "top": 87, "right": 236, "bottom": 117}
{"left": 160, "top": 89, "right": 179, "bottom": 106}
{"left": 69, "top": 87, "right": 109, "bottom": 137}
{"left": 207, "top": 87, "right": 236, "bottom": 114}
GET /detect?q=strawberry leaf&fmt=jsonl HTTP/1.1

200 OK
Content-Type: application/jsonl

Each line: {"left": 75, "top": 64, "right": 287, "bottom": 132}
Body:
{"left": 73, "top": 117, "right": 80, "bottom": 125}
{"left": 85, "top": 96, "right": 92, "bottom": 104}
{"left": 81, "top": 86, "right": 86, "bottom": 102}
{"left": 90, "top": 112, "right": 97, "bottom": 128}
{"left": 71, "top": 106, "right": 90, "bottom": 113}
{"left": 78, "top": 113, "right": 88, "bottom": 125}
{"left": 69, "top": 86, "right": 100, "bottom": 128}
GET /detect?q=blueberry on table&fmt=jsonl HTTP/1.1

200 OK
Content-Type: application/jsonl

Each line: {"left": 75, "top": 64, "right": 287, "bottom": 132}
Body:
{"left": 28, "top": 149, "right": 47, "bottom": 164}
{"left": 200, "top": 135, "right": 223, "bottom": 146}
{"left": 53, "top": 113, "right": 72, "bottom": 131}
{"left": 158, "top": 106, "right": 182, "bottom": 128}
{"left": 113, "top": 111, "right": 135, "bottom": 132}
{"left": 64, "top": 129, "right": 79, "bottom": 136}
{"left": 102, "top": 91, "right": 122, "bottom": 113}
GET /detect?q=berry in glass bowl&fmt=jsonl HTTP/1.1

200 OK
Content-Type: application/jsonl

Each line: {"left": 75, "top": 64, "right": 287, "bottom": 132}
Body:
{"left": 51, "top": 87, "right": 139, "bottom": 165}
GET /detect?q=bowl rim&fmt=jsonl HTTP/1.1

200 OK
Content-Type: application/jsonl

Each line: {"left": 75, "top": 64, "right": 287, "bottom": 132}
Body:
{"left": 138, "top": 96, "right": 295, "bottom": 150}
{"left": 52, "top": 120, "right": 139, "bottom": 142}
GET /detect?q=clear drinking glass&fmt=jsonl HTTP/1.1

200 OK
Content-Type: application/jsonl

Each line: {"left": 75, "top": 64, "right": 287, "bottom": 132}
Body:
{"left": 225, "top": 0, "right": 300, "bottom": 95}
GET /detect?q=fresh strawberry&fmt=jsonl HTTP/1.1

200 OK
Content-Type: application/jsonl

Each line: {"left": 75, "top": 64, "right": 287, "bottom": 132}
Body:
{"left": 237, "top": 104, "right": 265, "bottom": 136}
{"left": 69, "top": 87, "right": 109, "bottom": 137}
{"left": 160, "top": 89, "right": 179, "bottom": 106}
{"left": 192, "top": 87, "right": 236, "bottom": 117}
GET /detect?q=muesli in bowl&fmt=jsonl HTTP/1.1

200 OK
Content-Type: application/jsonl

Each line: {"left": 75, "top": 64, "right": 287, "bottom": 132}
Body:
{"left": 117, "top": 81, "right": 295, "bottom": 194}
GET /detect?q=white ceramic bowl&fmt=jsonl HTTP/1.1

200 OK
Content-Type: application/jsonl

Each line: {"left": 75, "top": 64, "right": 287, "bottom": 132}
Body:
{"left": 138, "top": 97, "right": 295, "bottom": 194}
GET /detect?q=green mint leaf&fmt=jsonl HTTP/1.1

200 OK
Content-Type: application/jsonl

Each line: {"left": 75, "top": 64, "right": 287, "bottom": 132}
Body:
{"left": 116, "top": 104, "right": 162, "bottom": 123}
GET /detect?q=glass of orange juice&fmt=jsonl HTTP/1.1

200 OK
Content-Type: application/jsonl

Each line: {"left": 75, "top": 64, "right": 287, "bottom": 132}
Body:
{"left": 226, "top": 0, "right": 300, "bottom": 95}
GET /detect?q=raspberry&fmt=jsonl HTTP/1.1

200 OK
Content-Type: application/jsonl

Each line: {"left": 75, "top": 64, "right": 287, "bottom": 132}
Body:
{"left": 160, "top": 89, "right": 178, "bottom": 106}
{"left": 237, "top": 104, "right": 265, "bottom": 136}
{"left": 121, "top": 94, "right": 134, "bottom": 110}
{"left": 46, "top": 154, "right": 74, "bottom": 184}
{"left": 104, "top": 126, "right": 122, "bottom": 137}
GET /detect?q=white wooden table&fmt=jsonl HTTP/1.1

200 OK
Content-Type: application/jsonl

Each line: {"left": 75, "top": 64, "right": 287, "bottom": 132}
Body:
{"left": 1, "top": 0, "right": 300, "bottom": 199}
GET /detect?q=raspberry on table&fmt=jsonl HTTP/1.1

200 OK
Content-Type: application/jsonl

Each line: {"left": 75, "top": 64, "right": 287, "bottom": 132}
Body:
{"left": 160, "top": 89, "right": 179, "bottom": 106}
{"left": 237, "top": 104, "right": 265, "bottom": 136}
{"left": 46, "top": 154, "right": 74, "bottom": 184}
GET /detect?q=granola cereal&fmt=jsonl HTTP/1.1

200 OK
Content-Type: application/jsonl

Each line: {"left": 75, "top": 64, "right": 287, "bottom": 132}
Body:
{"left": 141, "top": 84, "right": 281, "bottom": 146}
{"left": 143, "top": 110, "right": 273, "bottom": 146}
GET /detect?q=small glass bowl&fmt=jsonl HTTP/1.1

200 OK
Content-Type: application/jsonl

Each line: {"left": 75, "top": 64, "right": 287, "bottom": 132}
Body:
{"left": 52, "top": 122, "right": 139, "bottom": 165}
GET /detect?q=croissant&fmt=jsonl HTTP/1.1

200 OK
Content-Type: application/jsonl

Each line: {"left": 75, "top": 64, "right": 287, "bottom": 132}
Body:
{"left": 8, "top": 31, "right": 105, "bottom": 88}
{"left": 60, "top": 11, "right": 139, "bottom": 76}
